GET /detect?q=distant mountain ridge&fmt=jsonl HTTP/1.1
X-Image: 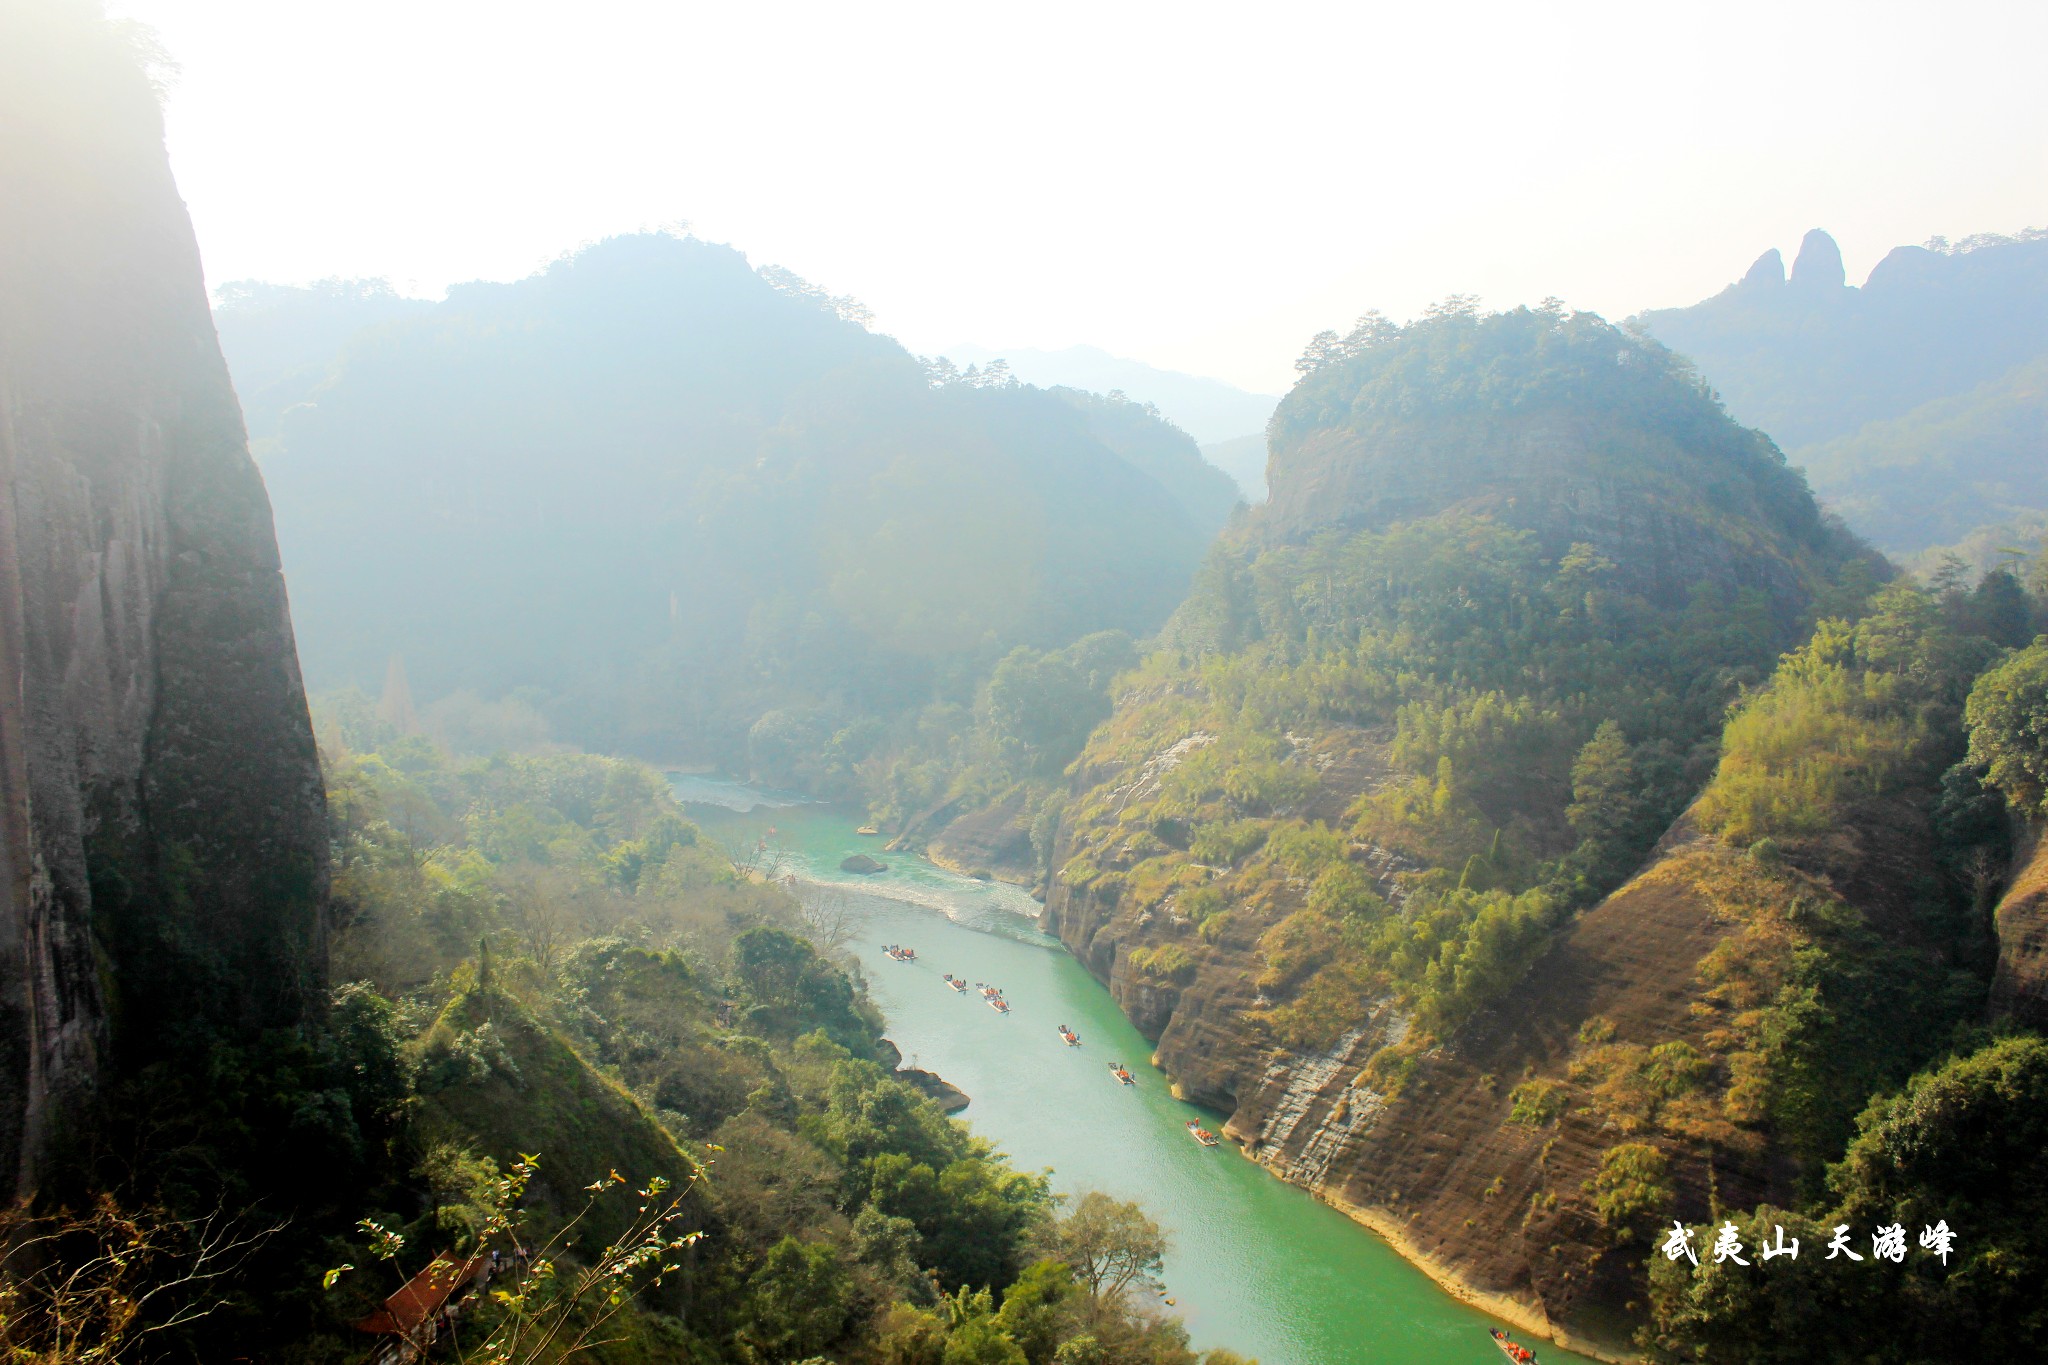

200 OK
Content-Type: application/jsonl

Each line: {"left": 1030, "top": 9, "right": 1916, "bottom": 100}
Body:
{"left": 1636, "top": 226, "right": 2048, "bottom": 557}
{"left": 1799, "top": 352, "right": 2048, "bottom": 555}
{"left": 1636, "top": 226, "right": 2048, "bottom": 449}
{"left": 942, "top": 342, "right": 1278, "bottom": 488}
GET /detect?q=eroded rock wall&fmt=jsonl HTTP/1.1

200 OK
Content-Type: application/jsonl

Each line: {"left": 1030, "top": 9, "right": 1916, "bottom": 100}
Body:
{"left": 0, "top": 0, "right": 328, "bottom": 1195}
{"left": 1991, "top": 826, "right": 2048, "bottom": 1029}
{"left": 1042, "top": 698, "right": 1954, "bottom": 1356}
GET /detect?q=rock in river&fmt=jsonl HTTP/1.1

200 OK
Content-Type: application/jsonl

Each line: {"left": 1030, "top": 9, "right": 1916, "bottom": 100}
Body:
{"left": 841, "top": 853, "right": 889, "bottom": 874}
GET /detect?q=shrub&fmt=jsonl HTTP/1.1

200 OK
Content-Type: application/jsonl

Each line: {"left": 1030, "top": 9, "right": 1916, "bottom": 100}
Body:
{"left": 1585, "top": 1142, "right": 1672, "bottom": 1232}
{"left": 1643, "top": 1040, "right": 1713, "bottom": 1098}
{"left": 1508, "top": 1078, "right": 1567, "bottom": 1126}
{"left": 1267, "top": 822, "right": 1345, "bottom": 879}
{"left": 1126, "top": 944, "right": 1196, "bottom": 986}
{"left": 1189, "top": 819, "right": 1268, "bottom": 866}
{"left": 1307, "top": 862, "right": 1385, "bottom": 920}
{"left": 1966, "top": 639, "right": 2048, "bottom": 815}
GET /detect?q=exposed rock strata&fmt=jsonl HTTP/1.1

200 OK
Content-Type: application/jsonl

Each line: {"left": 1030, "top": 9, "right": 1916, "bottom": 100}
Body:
{"left": 1048, "top": 718, "right": 1950, "bottom": 1356}
{"left": 1056, "top": 798, "right": 1787, "bottom": 1353}
{"left": 876, "top": 1038, "right": 970, "bottom": 1112}
{"left": 0, "top": 3, "right": 327, "bottom": 1196}
{"left": 1991, "top": 826, "right": 2048, "bottom": 1029}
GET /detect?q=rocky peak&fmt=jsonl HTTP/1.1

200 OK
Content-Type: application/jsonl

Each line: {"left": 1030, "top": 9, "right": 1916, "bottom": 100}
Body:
{"left": 1790, "top": 227, "right": 1847, "bottom": 290}
{"left": 1740, "top": 246, "right": 1786, "bottom": 287}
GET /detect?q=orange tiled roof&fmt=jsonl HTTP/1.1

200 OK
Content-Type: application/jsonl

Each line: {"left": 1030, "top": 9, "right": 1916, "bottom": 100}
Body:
{"left": 353, "top": 1255, "right": 488, "bottom": 1336}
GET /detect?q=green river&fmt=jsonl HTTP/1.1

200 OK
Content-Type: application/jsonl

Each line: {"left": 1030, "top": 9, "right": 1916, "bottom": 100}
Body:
{"left": 673, "top": 775, "right": 1598, "bottom": 1365}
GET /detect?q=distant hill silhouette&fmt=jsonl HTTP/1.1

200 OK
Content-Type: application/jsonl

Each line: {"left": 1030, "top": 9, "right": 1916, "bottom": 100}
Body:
{"left": 942, "top": 341, "right": 1278, "bottom": 457}
{"left": 238, "top": 234, "right": 1223, "bottom": 764}
{"left": 213, "top": 278, "right": 431, "bottom": 446}
{"left": 1200, "top": 432, "right": 1270, "bottom": 502}
{"left": 1636, "top": 227, "right": 2048, "bottom": 556}
{"left": 1799, "top": 352, "right": 2048, "bottom": 555}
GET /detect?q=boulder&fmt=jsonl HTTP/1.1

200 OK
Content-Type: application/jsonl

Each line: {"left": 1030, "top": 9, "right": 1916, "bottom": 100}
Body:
{"left": 840, "top": 853, "right": 888, "bottom": 875}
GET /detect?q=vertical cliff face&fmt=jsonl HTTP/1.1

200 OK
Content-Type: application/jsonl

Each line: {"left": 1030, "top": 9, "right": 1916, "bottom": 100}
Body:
{"left": 0, "top": 0, "right": 328, "bottom": 1196}
{"left": 1991, "top": 826, "right": 2048, "bottom": 1029}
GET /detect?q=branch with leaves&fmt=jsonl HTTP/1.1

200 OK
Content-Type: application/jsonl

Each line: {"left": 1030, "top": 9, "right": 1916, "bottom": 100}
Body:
{"left": 330, "top": 1154, "right": 706, "bottom": 1365}
{"left": 0, "top": 1195, "right": 280, "bottom": 1363}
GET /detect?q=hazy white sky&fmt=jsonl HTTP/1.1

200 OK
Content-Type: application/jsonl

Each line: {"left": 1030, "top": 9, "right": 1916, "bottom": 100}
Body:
{"left": 112, "top": 0, "right": 2048, "bottom": 393}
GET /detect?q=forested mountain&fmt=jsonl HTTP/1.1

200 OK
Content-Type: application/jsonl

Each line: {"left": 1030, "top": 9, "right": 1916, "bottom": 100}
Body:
{"left": 1636, "top": 227, "right": 2048, "bottom": 558}
{"left": 1033, "top": 301, "right": 2048, "bottom": 1358}
{"left": 1030, "top": 383, "right": 1245, "bottom": 531}
{"left": 245, "top": 234, "right": 1228, "bottom": 769}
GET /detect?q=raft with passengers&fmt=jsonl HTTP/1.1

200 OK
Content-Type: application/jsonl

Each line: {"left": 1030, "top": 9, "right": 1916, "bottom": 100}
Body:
{"left": 1184, "top": 1119, "right": 1221, "bottom": 1147}
{"left": 1057, "top": 1025, "right": 1082, "bottom": 1047}
{"left": 1490, "top": 1327, "right": 1538, "bottom": 1363}
{"left": 882, "top": 944, "right": 917, "bottom": 963}
{"left": 941, "top": 973, "right": 969, "bottom": 993}
{"left": 1108, "top": 1061, "right": 1135, "bottom": 1086}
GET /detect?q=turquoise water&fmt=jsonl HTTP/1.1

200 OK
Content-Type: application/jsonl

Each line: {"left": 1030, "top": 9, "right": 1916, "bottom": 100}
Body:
{"left": 676, "top": 776, "right": 1596, "bottom": 1365}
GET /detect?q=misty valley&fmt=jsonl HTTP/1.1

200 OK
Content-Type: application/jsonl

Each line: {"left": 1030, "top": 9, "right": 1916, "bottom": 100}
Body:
{"left": 3, "top": 4, "right": 2048, "bottom": 1365}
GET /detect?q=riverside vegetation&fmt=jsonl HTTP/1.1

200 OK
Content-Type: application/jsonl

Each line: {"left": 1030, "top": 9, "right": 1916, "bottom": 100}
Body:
{"left": 2, "top": 6, "right": 1245, "bottom": 1359}
{"left": 16, "top": 713, "right": 1255, "bottom": 1364}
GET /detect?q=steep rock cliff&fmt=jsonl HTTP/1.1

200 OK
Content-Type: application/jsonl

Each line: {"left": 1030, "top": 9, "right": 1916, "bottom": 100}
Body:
{"left": 0, "top": 0, "right": 328, "bottom": 1196}
{"left": 1991, "top": 825, "right": 2048, "bottom": 1029}
{"left": 1047, "top": 753, "right": 1965, "bottom": 1354}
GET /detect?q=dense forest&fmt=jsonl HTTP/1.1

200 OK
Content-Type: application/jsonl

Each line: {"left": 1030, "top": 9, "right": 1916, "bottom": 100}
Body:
{"left": 1636, "top": 227, "right": 2048, "bottom": 564}
{"left": 259, "top": 727, "right": 1248, "bottom": 1364}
